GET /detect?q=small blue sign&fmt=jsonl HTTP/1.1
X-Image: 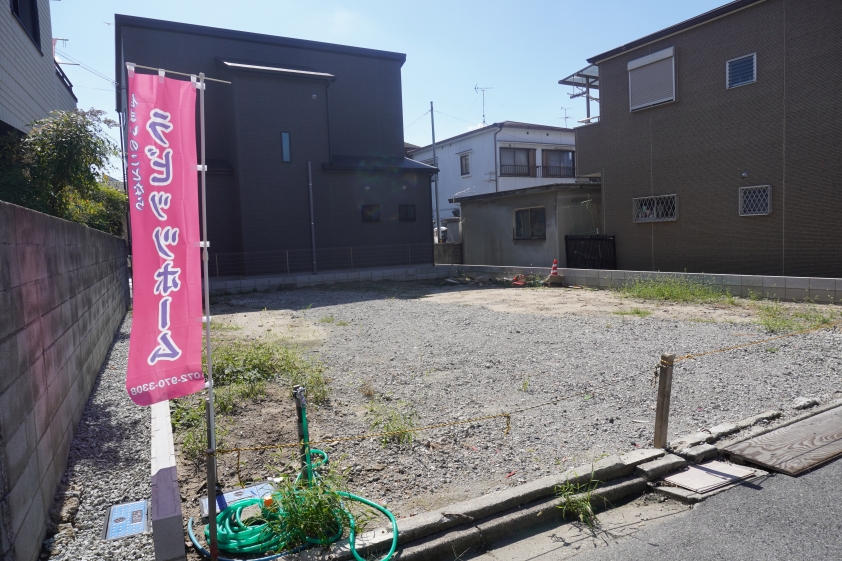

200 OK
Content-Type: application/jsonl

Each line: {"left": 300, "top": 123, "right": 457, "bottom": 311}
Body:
{"left": 199, "top": 482, "right": 274, "bottom": 518}
{"left": 105, "top": 500, "right": 148, "bottom": 540}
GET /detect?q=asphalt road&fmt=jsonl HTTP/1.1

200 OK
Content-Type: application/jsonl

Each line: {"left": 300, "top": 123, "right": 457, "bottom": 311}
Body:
{"left": 470, "top": 457, "right": 842, "bottom": 561}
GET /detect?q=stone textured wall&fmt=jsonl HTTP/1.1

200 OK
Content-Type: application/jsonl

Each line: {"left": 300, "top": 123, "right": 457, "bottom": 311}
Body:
{"left": 0, "top": 202, "right": 129, "bottom": 561}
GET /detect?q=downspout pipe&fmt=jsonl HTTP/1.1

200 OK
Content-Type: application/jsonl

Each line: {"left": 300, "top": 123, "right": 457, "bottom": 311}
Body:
{"left": 492, "top": 123, "right": 504, "bottom": 192}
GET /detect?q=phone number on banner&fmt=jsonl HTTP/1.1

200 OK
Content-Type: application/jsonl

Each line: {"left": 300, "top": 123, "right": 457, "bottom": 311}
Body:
{"left": 130, "top": 372, "right": 205, "bottom": 396}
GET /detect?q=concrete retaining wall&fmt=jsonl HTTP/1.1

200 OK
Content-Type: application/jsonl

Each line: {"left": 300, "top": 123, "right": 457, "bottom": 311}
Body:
{"left": 209, "top": 263, "right": 842, "bottom": 303}
{"left": 0, "top": 202, "right": 129, "bottom": 561}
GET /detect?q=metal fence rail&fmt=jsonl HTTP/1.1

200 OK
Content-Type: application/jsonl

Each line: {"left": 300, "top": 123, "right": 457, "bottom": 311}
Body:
{"left": 565, "top": 235, "right": 617, "bottom": 270}
{"left": 209, "top": 243, "right": 434, "bottom": 277}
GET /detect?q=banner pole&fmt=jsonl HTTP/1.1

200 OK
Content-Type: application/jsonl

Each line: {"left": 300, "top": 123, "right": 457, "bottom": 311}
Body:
{"left": 198, "top": 72, "right": 219, "bottom": 561}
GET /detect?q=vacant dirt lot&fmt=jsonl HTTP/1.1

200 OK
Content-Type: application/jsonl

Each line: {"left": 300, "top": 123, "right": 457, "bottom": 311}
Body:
{"left": 177, "top": 281, "right": 841, "bottom": 529}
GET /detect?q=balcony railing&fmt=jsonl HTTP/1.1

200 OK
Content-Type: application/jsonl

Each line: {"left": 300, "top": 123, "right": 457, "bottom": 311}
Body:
{"left": 54, "top": 61, "right": 77, "bottom": 101}
{"left": 499, "top": 165, "right": 575, "bottom": 178}
{"left": 542, "top": 165, "right": 575, "bottom": 178}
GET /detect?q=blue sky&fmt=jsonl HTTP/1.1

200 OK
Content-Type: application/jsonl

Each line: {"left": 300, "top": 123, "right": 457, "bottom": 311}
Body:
{"left": 52, "top": 0, "right": 725, "bottom": 163}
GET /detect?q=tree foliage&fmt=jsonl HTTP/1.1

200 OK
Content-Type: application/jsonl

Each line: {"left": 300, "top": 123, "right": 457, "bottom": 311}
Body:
{"left": 0, "top": 109, "right": 127, "bottom": 236}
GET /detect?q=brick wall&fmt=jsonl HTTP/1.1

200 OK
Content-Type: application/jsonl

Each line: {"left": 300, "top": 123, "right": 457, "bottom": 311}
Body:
{"left": 0, "top": 202, "right": 129, "bottom": 561}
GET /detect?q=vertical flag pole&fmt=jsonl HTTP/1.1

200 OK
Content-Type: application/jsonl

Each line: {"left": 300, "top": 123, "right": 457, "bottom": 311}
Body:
{"left": 198, "top": 72, "right": 219, "bottom": 561}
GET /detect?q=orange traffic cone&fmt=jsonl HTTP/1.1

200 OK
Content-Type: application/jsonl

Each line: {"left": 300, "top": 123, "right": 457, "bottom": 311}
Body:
{"left": 550, "top": 259, "right": 558, "bottom": 276}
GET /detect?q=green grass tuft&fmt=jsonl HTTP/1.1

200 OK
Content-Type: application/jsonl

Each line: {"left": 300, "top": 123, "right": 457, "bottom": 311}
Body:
{"left": 617, "top": 276, "right": 731, "bottom": 303}
{"left": 612, "top": 307, "right": 652, "bottom": 317}
{"left": 319, "top": 315, "right": 335, "bottom": 323}
{"left": 365, "top": 398, "right": 418, "bottom": 446}
{"left": 555, "top": 471, "right": 601, "bottom": 527}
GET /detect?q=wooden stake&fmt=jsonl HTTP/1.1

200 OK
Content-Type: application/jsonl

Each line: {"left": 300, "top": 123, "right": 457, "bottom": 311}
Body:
{"left": 653, "top": 353, "right": 675, "bottom": 449}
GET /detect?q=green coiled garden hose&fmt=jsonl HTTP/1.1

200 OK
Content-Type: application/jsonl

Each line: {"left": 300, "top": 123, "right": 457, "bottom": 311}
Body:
{"left": 188, "top": 397, "right": 399, "bottom": 561}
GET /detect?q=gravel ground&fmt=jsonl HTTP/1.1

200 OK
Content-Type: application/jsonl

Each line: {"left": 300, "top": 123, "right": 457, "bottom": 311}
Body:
{"left": 42, "top": 313, "right": 155, "bottom": 561}
{"left": 216, "top": 283, "right": 842, "bottom": 517}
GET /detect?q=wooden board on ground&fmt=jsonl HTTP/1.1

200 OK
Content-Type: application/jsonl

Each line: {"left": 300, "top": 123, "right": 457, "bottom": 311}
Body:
{"left": 663, "top": 460, "right": 755, "bottom": 494}
{"left": 725, "top": 406, "right": 842, "bottom": 475}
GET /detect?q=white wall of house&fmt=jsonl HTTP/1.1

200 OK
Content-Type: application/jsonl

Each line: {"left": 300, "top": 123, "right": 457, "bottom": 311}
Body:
{"left": 409, "top": 123, "right": 575, "bottom": 223}
{"left": 0, "top": 0, "right": 77, "bottom": 133}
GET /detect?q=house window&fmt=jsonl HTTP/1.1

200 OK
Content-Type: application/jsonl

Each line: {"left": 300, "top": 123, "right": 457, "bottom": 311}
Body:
{"left": 500, "top": 148, "right": 536, "bottom": 177}
{"left": 542, "top": 150, "right": 575, "bottom": 178}
{"left": 633, "top": 195, "right": 677, "bottom": 223}
{"left": 460, "top": 154, "right": 470, "bottom": 176}
{"left": 739, "top": 185, "right": 771, "bottom": 216}
{"left": 399, "top": 204, "right": 416, "bottom": 222}
{"left": 628, "top": 47, "right": 674, "bottom": 111}
{"left": 10, "top": 0, "right": 40, "bottom": 50}
{"left": 514, "top": 207, "right": 546, "bottom": 239}
{"left": 727, "top": 54, "right": 756, "bottom": 89}
{"left": 280, "top": 132, "right": 291, "bottom": 162}
{"left": 361, "top": 204, "right": 380, "bottom": 223}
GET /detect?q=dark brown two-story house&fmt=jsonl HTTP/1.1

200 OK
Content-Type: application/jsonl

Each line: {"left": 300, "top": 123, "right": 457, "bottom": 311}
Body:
{"left": 567, "top": 0, "right": 842, "bottom": 278}
{"left": 114, "top": 16, "right": 436, "bottom": 276}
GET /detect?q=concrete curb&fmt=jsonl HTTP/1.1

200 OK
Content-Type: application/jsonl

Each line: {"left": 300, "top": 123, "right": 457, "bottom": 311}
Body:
{"left": 150, "top": 401, "right": 186, "bottom": 561}
{"left": 319, "top": 450, "right": 663, "bottom": 560}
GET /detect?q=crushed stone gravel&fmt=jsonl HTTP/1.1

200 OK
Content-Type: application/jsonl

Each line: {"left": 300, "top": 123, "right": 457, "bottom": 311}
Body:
{"left": 220, "top": 283, "right": 842, "bottom": 516}
{"left": 42, "top": 313, "right": 155, "bottom": 561}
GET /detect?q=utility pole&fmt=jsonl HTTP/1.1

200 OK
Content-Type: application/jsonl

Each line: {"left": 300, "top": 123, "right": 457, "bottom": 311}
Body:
{"left": 475, "top": 85, "right": 493, "bottom": 125}
{"left": 430, "top": 101, "right": 441, "bottom": 243}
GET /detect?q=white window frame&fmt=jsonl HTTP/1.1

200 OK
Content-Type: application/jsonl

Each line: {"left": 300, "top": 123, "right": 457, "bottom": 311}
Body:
{"left": 739, "top": 185, "right": 771, "bottom": 216}
{"left": 726, "top": 53, "right": 757, "bottom": 89}
{"left": 628, "top": 47, "right": 675, "bottom": 112}
{"left": 632, "top": 194, "right": 678, "bottom": 223}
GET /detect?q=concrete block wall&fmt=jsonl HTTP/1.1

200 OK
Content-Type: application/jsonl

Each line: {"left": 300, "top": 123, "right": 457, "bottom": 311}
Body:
{"left": 208, "top": 263, "right": 842, "bottom": 304}
{"left": 0, "top": 202, "right": 129, "bottom": 561}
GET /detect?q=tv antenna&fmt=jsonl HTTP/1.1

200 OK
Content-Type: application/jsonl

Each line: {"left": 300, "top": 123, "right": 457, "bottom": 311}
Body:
{"left": 559, "top": 107, "right": 571, "bottom": 127}
{"left": 474, "top": 84, "right": 493, "bottom": 125}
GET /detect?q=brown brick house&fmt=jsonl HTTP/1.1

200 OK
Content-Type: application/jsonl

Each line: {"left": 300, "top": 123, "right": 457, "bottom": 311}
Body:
{"left": 566, "top": 0, "right": 842, "bottom": 277}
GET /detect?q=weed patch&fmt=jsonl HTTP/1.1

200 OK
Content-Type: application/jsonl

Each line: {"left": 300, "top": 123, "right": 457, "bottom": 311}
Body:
{"left": 753, "top": 300, "right": 839, "bottom": 333}
{"left": 319, "top": 315, "right": 335, "bottom": 323}
{"left": 555, "top": 472, "right": 601, "bottom": 527}
{"left": 612, "top": 307, "right": 652, "bottom": 318}
{"left": 617, "top": 276, "right": 731, "bottom": 303}
{"left": 365, "top": 398, "right": 418, "bottom": 446}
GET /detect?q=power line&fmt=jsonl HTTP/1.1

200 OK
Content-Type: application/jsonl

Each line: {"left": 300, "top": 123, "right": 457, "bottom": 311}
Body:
{"left": 56, "top": 50, "right": 117, "bottom": 86}
{"left": 433, "top": 109, "right": 478, "bottom": 127}
{"left": 404, "top": 109, "right": 430, "bottom": 130}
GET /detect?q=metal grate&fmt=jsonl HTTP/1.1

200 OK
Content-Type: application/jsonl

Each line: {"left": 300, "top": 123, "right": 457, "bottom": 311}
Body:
{"left": 633, "top": 194, "right": 677, "bottom": 223}
{"left": 740, "top": 185, "right": 771, "bottom": 216}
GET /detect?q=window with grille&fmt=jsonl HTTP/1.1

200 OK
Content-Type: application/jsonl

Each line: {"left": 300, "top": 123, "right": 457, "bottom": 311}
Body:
{"left": 361, "top": 204, "right": 380, "bottom": 223}
{"left": 514, "top": 207, "right": 546, "bottom": 239}
{"left": 399, "top": 204, "right": 416, "bottom": 222}
{"left": 460, "top": 154, "right": 470, "bottom": 176}
{"left": 628, "top": 47, "right": 675, "bottom": 111}
{"left": 500, "top": 147, "right": 536, "bottom": 177}
{"left": 739, "top": 185, "right": 770, "bottom": 216}
{"left": 727, "top": 54, "right": 756, "bottom": 89}
{"left": 542, "top": 150, "right": 575, "bottom": 177}
{"left": 633, "top": 195, "right": 677, "bottom": 223}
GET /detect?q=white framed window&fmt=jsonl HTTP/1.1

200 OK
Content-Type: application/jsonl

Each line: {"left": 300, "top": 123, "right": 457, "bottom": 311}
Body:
{"left": 633, "top": 194, "right": 677, "bottom": 223}
{"left": 628, "top": 47, "right": 675, "bottom": 111}
{"left": 739, "top": 185, "right": 771, "bottom": 216}
{"left": 460, "top": 154, "right": 470, "bottom": 176}
{"left": 727, "top": 53, "right": 756, "bottom": 89}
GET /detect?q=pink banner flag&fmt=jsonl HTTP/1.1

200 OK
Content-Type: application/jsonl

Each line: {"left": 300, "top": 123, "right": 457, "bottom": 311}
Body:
{"left": 125, "top": 71, "right": 206, "bottom": 406}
